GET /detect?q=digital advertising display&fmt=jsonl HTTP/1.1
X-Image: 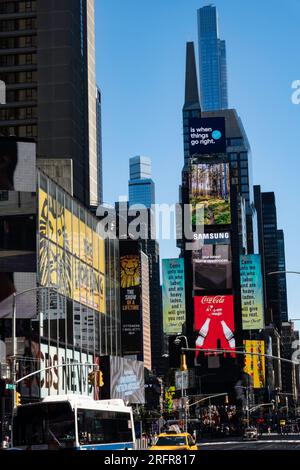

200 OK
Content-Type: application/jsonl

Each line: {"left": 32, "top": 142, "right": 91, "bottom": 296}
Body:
{"left": 194, "top": 295, "right": 235, "bottom": 362}
{"left": 38, "top": 188, "right": 106, "bottom": 313}
{"left": 0, "top": 138, "right": 36, "bottom": 192}
{"left": 188, "top": 117, "right": 226, "bottom": 155}
{"left": 120, "top": 254, "right": 142, "bottom": 354}
{"left": 190, "top": 162, "right": 231, "bottom": 226}
{"left": 240, "top": 254, "right": 264, "bottom": 330}
{"left": 192, "top": 243, "right": 232, "bottom": 291}
{"left": 244, "top": 340, "right": 266, "bottom": 389}
{"left": 0, "top": 191, "right": 36, "bottom": 272}
{"left": 0, "top": 272, "right": 36, "bottom": 319}
{"left": 100, "top": 356, "right": 145, "bottom": 404}
{"left": 162, "top": 258, "right": 186, "bottom": 335}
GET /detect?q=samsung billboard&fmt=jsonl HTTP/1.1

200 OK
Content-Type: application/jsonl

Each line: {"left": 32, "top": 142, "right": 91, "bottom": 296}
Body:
{"left": 190, "top": 162, "right": 231, "bottom": 226}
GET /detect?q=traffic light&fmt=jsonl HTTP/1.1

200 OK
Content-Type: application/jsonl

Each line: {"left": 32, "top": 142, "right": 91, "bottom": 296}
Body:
{"left": 224, "top": 395, "right": 229, "bottom": 404}
{"left": 16, "top": 391, "right": 21, "bottom": 406}
{"left": 88, "top": 371, "right": 95, "bottom": 386}
{"left": 180, "top": 354, "right": 188, "bottom": 372}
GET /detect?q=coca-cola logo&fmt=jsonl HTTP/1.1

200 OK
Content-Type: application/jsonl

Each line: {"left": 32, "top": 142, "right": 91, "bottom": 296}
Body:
{"left": 201, "top": 296, "right": 225, "bottom": 305}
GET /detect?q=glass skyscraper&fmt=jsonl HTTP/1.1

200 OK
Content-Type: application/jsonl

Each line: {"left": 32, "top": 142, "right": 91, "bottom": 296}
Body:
{"left": 128, "top": 156, "right": 155, "bottom": 208}
{"left": 197, "top": 4, "right": 228, "bottom": 111}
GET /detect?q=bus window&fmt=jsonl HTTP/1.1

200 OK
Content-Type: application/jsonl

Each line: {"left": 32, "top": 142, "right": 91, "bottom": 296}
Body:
{"left": 13, "top": 402, "right": 75, "bottom": 448}
{"left": 77, "top": 409, "right": 132, "bottom": 445}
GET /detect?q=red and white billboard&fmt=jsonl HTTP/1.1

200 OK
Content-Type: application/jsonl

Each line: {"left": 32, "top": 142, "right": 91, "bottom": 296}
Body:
{"left": 194, "top": 295, "right": 235, "bottom": 360}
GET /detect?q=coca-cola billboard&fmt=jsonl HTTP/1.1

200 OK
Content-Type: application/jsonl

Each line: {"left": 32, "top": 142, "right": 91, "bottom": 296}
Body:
{"left": 194, "top": 295, "right": 235, "bottom": 361}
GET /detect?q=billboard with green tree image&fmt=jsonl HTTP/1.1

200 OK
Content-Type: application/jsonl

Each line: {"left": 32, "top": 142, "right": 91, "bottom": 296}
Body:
{"left": 190, "top": 163, "right": 231, "bottom": 226}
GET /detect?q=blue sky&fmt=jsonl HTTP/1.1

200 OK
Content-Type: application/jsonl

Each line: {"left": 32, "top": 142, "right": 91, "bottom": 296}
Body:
{"left": 95, "top": 0, "right": 300, "bottom": 323}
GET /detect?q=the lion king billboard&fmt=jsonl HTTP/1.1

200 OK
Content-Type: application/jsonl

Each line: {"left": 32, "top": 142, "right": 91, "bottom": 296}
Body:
{"left": 119, "top": 242, "right": 142, "bottom": 355}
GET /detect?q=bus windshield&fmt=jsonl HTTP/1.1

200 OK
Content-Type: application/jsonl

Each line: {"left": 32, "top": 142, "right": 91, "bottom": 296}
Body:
{"left": 77, "top": 409, "right": 132, "bottom": 446}
{"left": 13, "top": 402, "right": 75, "bottom": 449}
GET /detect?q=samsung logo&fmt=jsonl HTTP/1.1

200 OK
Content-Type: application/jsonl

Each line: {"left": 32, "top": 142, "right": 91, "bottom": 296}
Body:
{"left": 193, "top": 232, "right": 230, "bottom": 241}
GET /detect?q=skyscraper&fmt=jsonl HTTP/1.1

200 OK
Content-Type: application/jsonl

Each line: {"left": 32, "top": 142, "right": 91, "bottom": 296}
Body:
{"left": 257, "top": 191, "right": 288, "bottom": 331}
{"left": 129, "top": 156, "right": 155, "bottom": 208}
{"left": 277, "top": 230, "right": 288, "bottom": 323}
{"left": 96, "top": 86, "right": 103, "bottom": 205}
{"left": 128, "top": 156, "right": 163, "bottom": 375}
{"left": 0, "top": 0, "right": 99, "bottom": 207}
{"left": 197, "top": 4, "right": 228, "bottom": 111}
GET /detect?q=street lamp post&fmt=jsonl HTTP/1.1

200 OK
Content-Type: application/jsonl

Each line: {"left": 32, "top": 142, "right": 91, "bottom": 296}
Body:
{"left": 10, "top": 285, "right": 58, "bottom": 410}
{"left": 174, "top": 335, "right": 189, "bottom": 431}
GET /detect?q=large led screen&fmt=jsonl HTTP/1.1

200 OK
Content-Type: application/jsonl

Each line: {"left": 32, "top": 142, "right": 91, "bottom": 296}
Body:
{"left": 240, "top": 254, "right": 264, "bottom": 330}
{"left": 0, "top": 191, "right": 36, "bottom": 272}
{"left": 162, "top": 258, "right": 186, "bottom": 335}
{"left": 192, "top": 243, "right": 232, "bottom": 291}
{"left": 0, "top": 138, "right": 36, "bottom": 192}
{"left": 188, "top": 117, "right": 226, "bottom": 155}
{"left": 120, "top": 254, "right": 142, "bottom": 354}
{"left": 190, "top": 163, "right": 231, "bottom": 226}
{"left": 244, "top": 340, "right": 266, "bottom": 389}
{"left": 194, "top": 295, "right": 235, "bottom": 362}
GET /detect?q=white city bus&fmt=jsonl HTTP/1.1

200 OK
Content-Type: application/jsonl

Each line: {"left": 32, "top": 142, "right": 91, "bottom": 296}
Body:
{"left": 12, "top": 395, "right": 136, "bottom": 450}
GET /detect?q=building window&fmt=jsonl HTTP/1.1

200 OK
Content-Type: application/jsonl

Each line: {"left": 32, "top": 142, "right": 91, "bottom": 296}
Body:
{"left": 0, "top": 191, "right": 9, "bottom": 201}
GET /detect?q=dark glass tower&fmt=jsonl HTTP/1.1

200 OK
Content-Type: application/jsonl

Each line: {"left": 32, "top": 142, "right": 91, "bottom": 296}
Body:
{"left": 277, "top": 230, "right": 288, "bottom": 323}
{"left": 258, "top": 191, "right": 288, "bottom": 331}
{"left": 197, "top": 4, "right": 228, "bottom": 111}
{"left": 0, "top": 0, "right": 99, "bottom": 207}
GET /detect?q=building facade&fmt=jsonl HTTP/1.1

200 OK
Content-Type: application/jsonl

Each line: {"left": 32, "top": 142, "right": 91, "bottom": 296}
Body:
{"left": 129, "top": 156, "right": 155, "bottom": 209}
{"left": 0, "top": 0, "right": 99, "bottom": 207}
{"left": 197, "top": 4, "right": 228, "bottom": 111}
{"left": 0, "top": 163, "right": 121, "bottom": 404}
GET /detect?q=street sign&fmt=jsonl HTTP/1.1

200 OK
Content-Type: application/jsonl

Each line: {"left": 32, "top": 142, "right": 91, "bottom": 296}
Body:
{"left": 5, "top": 383, "right": 15, "bottom": 391}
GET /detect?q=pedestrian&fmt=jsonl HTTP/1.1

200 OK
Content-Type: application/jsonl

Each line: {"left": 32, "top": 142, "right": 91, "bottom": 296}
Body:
{"left": 1, "top": 435, "right": 9, "bottom": 449}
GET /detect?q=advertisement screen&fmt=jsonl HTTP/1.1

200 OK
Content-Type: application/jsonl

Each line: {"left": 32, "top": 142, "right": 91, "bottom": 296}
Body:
{"left": 0, "top": 192, "right": 36, "bottom": 272}
{"left": 162, "top": 258, "right": 186, "bottom": 335}
{"left": 0, "top": 139, "right": 36, "bottom": 192}
{"left": 240, "top": 254, "right": 264, "bottom": 330}
{"left": 109, "top": 356, "right": 145, "bottom": 404}
{"left": 120, "top": 254, "right": 142, "bottom": 354}
{"left": 188, "top": 117, "right": 226, "bottom": 155}
{"left": 192, "top": 243, "right": 232, "bottom": 291}
{"left": 38, "top": 188, "right": 105, "bottom": 313}
{"left": 0, "top": 272, "right": 36, "bottom": 319}
{"left": 190, "top": 163, "right": 231, "bottom": 226}
{"left": 244, "top": 340, "right": 266, "bottom": 389}
{"left": 194, "top": 295, "right": 235, "bottom": 362}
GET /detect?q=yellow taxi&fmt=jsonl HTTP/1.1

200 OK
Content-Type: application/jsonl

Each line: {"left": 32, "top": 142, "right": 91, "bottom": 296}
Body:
{"left": 149, "top": 432, "right": 198, "bottom": 451}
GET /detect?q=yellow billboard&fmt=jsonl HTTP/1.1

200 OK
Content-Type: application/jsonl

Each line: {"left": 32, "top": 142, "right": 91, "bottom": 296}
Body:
{"left": 39, "top": 188, "right": 105, "bottom": 313}
{"left": 244, "top": 340, "right": 265, "bottom": 389}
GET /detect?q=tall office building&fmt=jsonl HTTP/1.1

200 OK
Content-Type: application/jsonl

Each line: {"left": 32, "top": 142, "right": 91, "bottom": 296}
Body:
{"left": 256, "top": 191, "right": 288, "bottom": 331}
{"left": 129, "top": 156, "right": 155, "bottom": 209}
{"left": 281, "top": 321, "right": 299, "bottom": 403}
{"left": 127, "top": 156, "right": 163, "bottom": 375}
{"left": 96, "top": 86, "right": 103, "bottom": 205}
{"left": 0, "top": 0, "right": 99, "bottom": 207}
{"left": 197, "top": 4, "right": 228, "bottom": 111}
{"left": 183, "top": 42, "right": 201, "bottom": 165}
{"left": 277, "top": 230, "right": 288, "bottom": 323}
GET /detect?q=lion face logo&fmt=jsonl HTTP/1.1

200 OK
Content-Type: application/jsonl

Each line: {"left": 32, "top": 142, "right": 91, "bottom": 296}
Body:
{"left": 120, "top": 255, "right": 140, "bottom": 288}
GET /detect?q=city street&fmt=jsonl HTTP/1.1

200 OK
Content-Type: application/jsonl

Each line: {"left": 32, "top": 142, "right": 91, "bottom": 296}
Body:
{"left": 198, "top": 435, "right": 300, "bottom": 450}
